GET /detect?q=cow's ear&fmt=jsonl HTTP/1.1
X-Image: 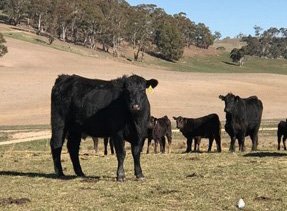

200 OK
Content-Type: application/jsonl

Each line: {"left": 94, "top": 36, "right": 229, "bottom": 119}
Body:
{"left": 146, "top": 79, "right": 158, "bottom": 88}
{"left": 173, "top": 117, "right": 177, "bottom": 120}
{"left": 219, "top": 95, "right": 225, "bottom": 100}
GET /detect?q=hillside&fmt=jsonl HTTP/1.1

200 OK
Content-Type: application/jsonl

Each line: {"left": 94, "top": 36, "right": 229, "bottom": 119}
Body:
{"left": 1, "top": 23, "right": 287, "bottom": 125}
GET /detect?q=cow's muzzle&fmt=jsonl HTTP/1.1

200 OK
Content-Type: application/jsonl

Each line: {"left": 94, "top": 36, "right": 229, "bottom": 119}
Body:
{"left": 131, "top": 104, "right": 140, "bottom": 112}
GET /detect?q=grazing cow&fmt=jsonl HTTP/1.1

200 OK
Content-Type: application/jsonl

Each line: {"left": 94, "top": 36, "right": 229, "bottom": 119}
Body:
{"left": 146, "top": 116, "right": 172, "bottom": 154}
{"left": 173, "top": 114, "right": 221, "bottom": 153}
{"left": 277, "top": 119, "right": 287, "bottom": 150}
{"left": 92, "top": 137, "right": 114, "bottom": 155}
{"left": 219, "top": 93, "right": 263, "bottom": 152}
{"left": 50, "top": 74, "right": 158, "bottom": 181}
{"left": 81, "top": 134, "right": 114, "bottom": 155}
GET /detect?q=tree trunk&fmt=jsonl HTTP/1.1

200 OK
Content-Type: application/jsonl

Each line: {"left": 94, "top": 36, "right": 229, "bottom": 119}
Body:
{"left": 38, "top": 14, "right": 42, "bottom": 32}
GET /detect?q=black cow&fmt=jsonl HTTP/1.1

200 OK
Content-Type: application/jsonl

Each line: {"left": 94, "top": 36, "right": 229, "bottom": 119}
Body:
{"left": 146, "top": 116, "right": 172, "bottom": 154}
{"left": 50, "top": 74, "right": 158, "bottom": 181}
{"left": 81, "top": 134, "right": 114, "bottom": 155}
{"left": 173, "top": 114, "right": 221, "bottom": 153}
{"left": 92, "top": 137, "right": 114, "bottom": 155}
{"left": 219, "top": 93, "right": 263, "bottom": 152}
{"left": 277, "top": 119, "right": 287, "bottom": 150}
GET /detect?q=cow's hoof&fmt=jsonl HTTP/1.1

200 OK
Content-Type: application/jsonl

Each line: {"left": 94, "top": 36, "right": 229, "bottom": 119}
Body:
{"left": 136, "top": 176, "right": 145, "bottom": 182}
{"left": 116, "top": 176, "right": 126, "bottom": 182}
{"left": 76, "top": 172, "right": 86, "bottom": 177}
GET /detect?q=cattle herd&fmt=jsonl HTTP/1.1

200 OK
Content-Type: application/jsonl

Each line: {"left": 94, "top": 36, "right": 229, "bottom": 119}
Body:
{"left": 50, "top": 74, "right": 287, "bottom": 180}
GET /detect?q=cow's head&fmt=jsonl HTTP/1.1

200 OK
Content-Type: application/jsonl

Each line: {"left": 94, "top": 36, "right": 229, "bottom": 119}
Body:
{"left": 124, "top": 75, "right": 158, "bottom": 114}
{"left": 148, "top": 116, "right": 157, "bottom": 129}
{"left": 219, "top": 93, "right": 239, "bottom": 114}
{"left": 173, "top": 116, "right": 186, "bottom": 129}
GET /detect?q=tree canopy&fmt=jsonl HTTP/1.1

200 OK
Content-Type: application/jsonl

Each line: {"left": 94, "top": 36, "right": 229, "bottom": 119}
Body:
{"left": 2, "top": 0, "right": 215, "bottom": 61}
{"left": 0, "top": 33, "right": 8, "bottom": 58}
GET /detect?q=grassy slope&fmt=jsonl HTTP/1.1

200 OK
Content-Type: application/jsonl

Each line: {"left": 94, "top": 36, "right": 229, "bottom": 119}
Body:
{"left": 147, "top": 52, "right": 287, "bottom": 74}
{"left": 2, "top": 25, "right": 287, "bottom": 75}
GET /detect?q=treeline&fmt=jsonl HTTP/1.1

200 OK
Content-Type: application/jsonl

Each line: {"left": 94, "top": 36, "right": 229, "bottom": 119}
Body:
{"left": 231, "top": 27, "right": 287, "bottom": 65}
{"left": 0, "top": 0, "right": 215, "bottom": 61}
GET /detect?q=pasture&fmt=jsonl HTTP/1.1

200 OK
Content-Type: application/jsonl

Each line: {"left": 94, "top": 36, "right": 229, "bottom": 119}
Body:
{"left": 0, "top": 123, "right": 287, "bottom": 210}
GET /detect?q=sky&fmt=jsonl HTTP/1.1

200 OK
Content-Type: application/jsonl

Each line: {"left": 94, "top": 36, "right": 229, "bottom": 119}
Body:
{"left": 126, "top": 0, "right": 287, "bottom": 38}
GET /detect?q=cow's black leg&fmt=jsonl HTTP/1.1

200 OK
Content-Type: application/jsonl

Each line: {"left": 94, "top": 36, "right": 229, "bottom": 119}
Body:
{"left": 194, "top": 137, "right": 197, "bottom": 151}
{"left": 215, "top": 134, "right": 222, "bottom": 152}
{"left": 146, "top": 138, "right": 152, "bottom": 154}
{"left": 239, "top": 136, "right": 245, "bottom": 152}
{"left": 131, "top": 142, "right": 144, "bottom": 180}
{"left": 93, "top": 137, "right": 99, "bottom": 154}
{"left": 104, "top": 137, "right": 108, "bottom": 156}
{"left": 208, "top": 137, "right": 214, "bottom": 152}
{"left": 229, "top": 136, "right": 236, "bottom": 152}
{"left": 154, "top": 139, "right": 159, "bottom": 154}
{"left": 283, "top": 136, "right": 287, "bottom": 150}
{"left": 250, "top": 132, "right": 258, "bottom": 151}
{"left": 50, "top": 126, "right": 66, "bottom": 177}
{"left": 277, "top": 134, "right": 281, "bottom": 150}
{"left": 185, "top": 138, "right": 192, "bottom": 153}
{"left": 67, "top": 132, "right": 85, "bottom": 177}
{"left": 166, "top": 134, "right": 172, "bottom": 154}
{"left": 110, "top": 138, "right": 115, "bottom": 155}
{"left": 113, "top": 135, "right": 126, "bottom": 181}
{"left": 160, "top": 137, "right": 166, "bottom": 153}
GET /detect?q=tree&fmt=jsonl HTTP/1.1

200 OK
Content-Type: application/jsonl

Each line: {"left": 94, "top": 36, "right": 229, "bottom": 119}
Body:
{"left": 96, "top": 0, "right": 129, "bottom": 57}
{"left": 254, "top": 25, "right": 263, "bottom": 37}
{"left": 213, "top": 31, "right": 222, "bottom": 40}
{"left": 195, "top": 23, "right": 214, "bottom": 49}
{"left": 173, "top": 12, "right": 196, "bottom": 47}
{"left": 0, "top": 33, "right": 8, "bottom": 58}
{"left": 230, "top": 48, "right": 245, "bottom": 66}
{"left": 154, "top": 15, "right": 184, "bottom": 61}
{"left": 126, "top": 4, "right": 154, "bottom": 61}
{"left": 3, "top": 0, "right": 29, "bottom": 25}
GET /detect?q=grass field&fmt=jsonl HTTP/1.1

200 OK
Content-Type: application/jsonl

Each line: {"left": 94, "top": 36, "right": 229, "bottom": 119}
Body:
{"left": 147, "top": 52, "right": 287, "bottom": 74}
{"left": 0, "top": 124, "right": 287, "bottom": 210}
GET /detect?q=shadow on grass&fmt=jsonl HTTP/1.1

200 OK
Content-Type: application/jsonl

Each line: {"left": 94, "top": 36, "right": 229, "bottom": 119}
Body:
{"left": 243, "top": 151, "right": 287, "bottom": 158}
{"left": 0, "top": 171, "right": 100, "bottom": 180}
{"left": 222, "top": 61, "right": 238, "bottom": 66}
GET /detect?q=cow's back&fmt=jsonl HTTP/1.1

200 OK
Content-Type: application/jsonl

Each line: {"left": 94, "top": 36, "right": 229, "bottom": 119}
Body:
{"left": 182, "top": 113, "right": 220, "bottom": 138}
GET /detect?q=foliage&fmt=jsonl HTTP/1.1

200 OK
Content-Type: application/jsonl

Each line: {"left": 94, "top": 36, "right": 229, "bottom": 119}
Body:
{"left": 0, "top": 33, "right": 8, "bottom": 58}
{"left": 241, "top": 27, "right": 287, "bottom": 59}
{"left": 230, "top": 48, "right": 245, "bottom": 66}
{"left": 1, "top": 0, "right": 215, "bottom": 61}
{"left": 154, "top": 15, "right": 184, "bottom": 61}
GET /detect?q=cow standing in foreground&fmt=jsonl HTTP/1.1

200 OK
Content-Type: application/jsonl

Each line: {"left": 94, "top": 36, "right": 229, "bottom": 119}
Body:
{"left": 146, "top": 116, "right": 172, "bottom": 154}
{"left": 173, "top": 114, "right": 221, "bottom": 153}
{"left": 277, "top": 119, "right": 287, "bottom": 150}
{"left": 219, "top": 93, "right": 263, "bottom": 152}
{"left": 50, "top": 74, "right": 158, "bottom": 181}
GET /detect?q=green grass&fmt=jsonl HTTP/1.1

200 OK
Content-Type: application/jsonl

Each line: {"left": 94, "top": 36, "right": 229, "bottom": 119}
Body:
{"left": 0, "top": 125, "right": 286, "bottom": 210}
{"left": 146, "top": 52, "right": 287, "bottom": 74}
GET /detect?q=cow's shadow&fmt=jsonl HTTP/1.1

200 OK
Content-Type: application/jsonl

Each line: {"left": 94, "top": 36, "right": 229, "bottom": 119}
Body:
{"left": 0, "top": 171, "right": 100, "bottom": 180}
{"left": 243, "top": 151, "right": 287, "bottom": 158}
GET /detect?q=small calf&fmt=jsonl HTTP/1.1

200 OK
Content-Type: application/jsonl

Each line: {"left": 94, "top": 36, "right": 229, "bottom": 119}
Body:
{"left": 173, "top": 114, "right": 221, "bottom": 153}
{"left": 277, "top": 119, "right": 287, "bottom": 150}
{"left": 146, "top": 116, "right": 172, "bottom": 154}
